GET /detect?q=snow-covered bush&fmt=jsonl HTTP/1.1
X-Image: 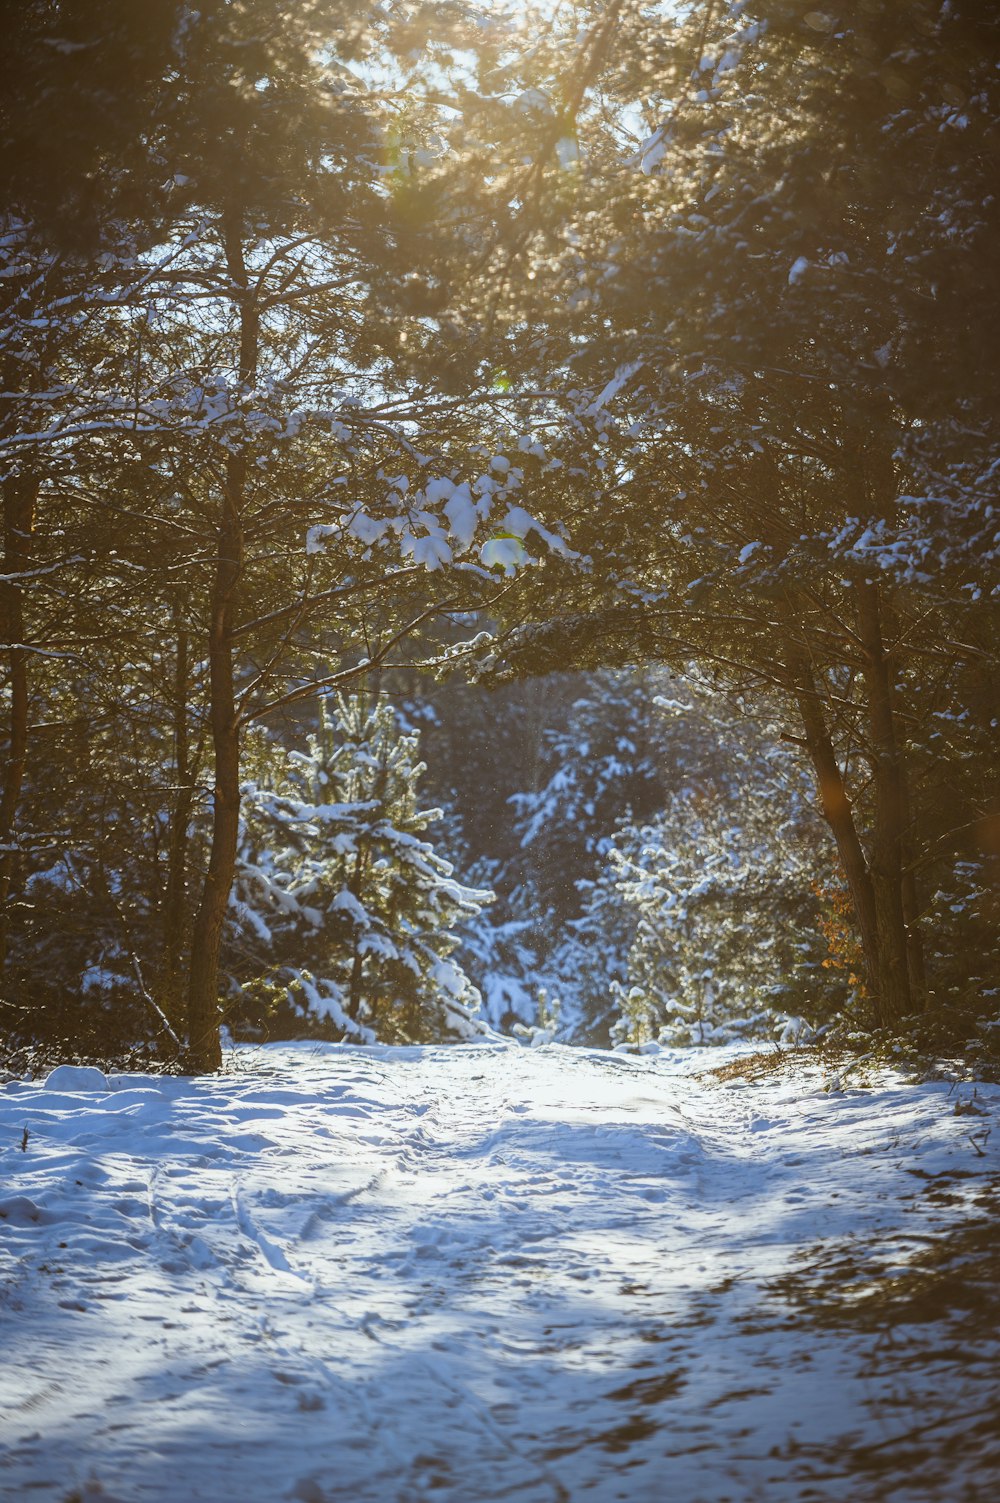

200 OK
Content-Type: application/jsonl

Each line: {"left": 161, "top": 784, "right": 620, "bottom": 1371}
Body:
{"left": 413, "top": 669, "right": 672, "bottom": 1040}
{"left": 542, "top": 866, "right": 639, "bottom": 1044}
{"left": 228, "top": 694, "right": 492, "bottom": 1043}
{"left": 507, "top": 670, "right": 668, "bottom": 926}
{"left": 434, "top": 671, "right": 845, "bottom": 1048}
{"left": 606, "top": 697, "right": 845, "bottom": 1048}
{"left": 448, "top": 855, "right": 549, "bottom": 1035}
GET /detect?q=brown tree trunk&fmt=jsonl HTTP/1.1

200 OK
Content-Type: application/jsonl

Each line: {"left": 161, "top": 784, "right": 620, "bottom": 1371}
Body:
{"left": 185, "top": 469, "right": 243, "bottom": 1072}
{"left": 0, "top": 473, "right": 38, "bottom": 972}
{"left": 160, "top": 611, "right": 195, "bottom": 1029}
{"left": 856, "top": 578, "right": 919, "bottom": 1025}
{"left": 185, "top": 220, "right": 256, "bottom": 1072}
{"left": 347, "top": 943, "right": 366, "bottom": 1023}
{"left": 784, "top": 644, "right": 884, "bottom": 1007}
{"left": 898, "top": 743, "right": 928, "bottom": 1009}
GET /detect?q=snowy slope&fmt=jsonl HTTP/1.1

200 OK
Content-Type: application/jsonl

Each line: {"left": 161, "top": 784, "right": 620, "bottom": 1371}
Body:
{"left": 1, "top": 1043, "right": 998, "bottom": 1502}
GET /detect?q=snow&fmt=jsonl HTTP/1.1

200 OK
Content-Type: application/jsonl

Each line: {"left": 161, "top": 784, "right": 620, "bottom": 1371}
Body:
{"left": 638, "top": 130, "right": 666, "bottom": 174}
{"left": 305, "top": 523, "right": 340, "bottom": 556}
{"left": 585, "top": 361, "right": 643, "bottom": 415}
{"left": 480, "top": 535, "right": 526, "bottom": 574}
{"left": 1, "top": 1043, "right": 999, "bottom": 1501}
{"left": 347, "top": 511, "right": 389, "bottom": 546}
{"left": 401, "top": 529, "right": 452, "bottom": 570}
{"left": 442, "top": 482, "right": 480, "bottom": 551}
{"left": 41, "top": 1064, "right": 110, "bottom": 1093}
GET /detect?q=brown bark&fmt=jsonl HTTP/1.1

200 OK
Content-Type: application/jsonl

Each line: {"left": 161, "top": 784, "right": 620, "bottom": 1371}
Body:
{"left": 347, "top": 943, "right": 366, "bottom": 1023}
{"left": 160, "top": 612, "right": 195, "bottom": 1028}
{"left": 185, "top": 220, "right": 256, "bottom": 1071}
{"left": 856, "top": 578, "right": 919, "bottom": 1025}
{"left": 897, "top": 738, "right": 928, "bottom": 1008}
{"left": 0, "top": 473, "right": 38, "bottom": 972}
{"left": 185, "top": 464, "right": 243, "bottom": 1072}
{"left": 784, "top": 644, "right": 883, "bottom": 1003}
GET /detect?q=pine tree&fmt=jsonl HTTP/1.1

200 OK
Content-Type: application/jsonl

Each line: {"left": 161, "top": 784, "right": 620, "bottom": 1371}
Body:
{"left": 232, "top": 694, "right": 491, "bottom": 1044}
{"left": 441, "top": 0, "right": 1000, "bottom": 1039}
{"left": 1, "top": 0, "right": 568, "bottom": 1069}
{"left": 606, "top": 691, "right": 839, "bottom": 1049}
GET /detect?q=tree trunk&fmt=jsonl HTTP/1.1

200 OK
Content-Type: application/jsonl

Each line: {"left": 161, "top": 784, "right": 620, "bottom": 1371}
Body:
{"left": 161, "top": 612, "right": 195, "bottom": 1029}
{"left": 185, "top": 476, "right": 243, "bottom": 1072}
{"left": 0, "top": 473, "right": 38, "bottom": 972}
{"left": 898, "top": 741, "right": 928, "bottom": 1009}
{"left": 185, "top": 219, "right": 256, "bottom": 1071}
{"left": 784, "top": 644, "right": 884, "bottom": 1008}
{"left": 855, "top": 578, "right": 919, "bottom": 1025}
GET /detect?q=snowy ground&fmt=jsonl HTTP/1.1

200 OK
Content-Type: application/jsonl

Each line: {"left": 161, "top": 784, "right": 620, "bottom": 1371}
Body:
{"left": 1, "top": 1042, "right": 999, "bottom": 1503}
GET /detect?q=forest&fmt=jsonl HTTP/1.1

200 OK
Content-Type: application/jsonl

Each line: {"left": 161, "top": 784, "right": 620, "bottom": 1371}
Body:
{"left": 1, "top": 0, "right": 997, "bottom": 1075}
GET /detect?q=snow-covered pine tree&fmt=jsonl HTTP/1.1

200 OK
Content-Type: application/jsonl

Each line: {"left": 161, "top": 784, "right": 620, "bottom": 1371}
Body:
{"left": 606, "top": 697, "right": 844, "bottom": 1049}
{"left": 231, "top": 694, "right": 491, "bottom": 1044}
{"left": 470, "top": 670, "right": 668, "bottom": 1035}
{"left": 439, "top": 1, "right": 1000, "bottom": 1044}
{"left": 544, "top": 866, "right": 637, "bottom": 1045}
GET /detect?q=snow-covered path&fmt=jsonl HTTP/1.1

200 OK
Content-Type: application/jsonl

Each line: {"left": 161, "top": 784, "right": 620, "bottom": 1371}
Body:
{"left": 1, "top": 1043, "right": 999, "bottom": 1503}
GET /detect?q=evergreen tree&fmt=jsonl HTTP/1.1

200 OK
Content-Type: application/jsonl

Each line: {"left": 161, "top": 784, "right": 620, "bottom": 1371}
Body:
{"left": 609, "top": 774, "right": 835, "bottom": 1050}
{"left": 551, "top": 682, "right": 840, "bottom": 1047}
{"left": 1, "top": 1, "right": 567, "bottom": 1068}
{"left": 232, "top": 694, "right": 491, "bottom": 1044}
{"left": 442, "top": 0, "right": 1000, "bottom": 1039}
{"left": 411, "top": 669, "right": 670, "bottom": 1036}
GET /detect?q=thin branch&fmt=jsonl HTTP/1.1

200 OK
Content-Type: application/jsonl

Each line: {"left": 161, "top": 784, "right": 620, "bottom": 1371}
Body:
{"left": 232, "top": 566, "right": 422, "bottom": 640}
{"left": 243, "top": 597, "right": 466, "bottom": 723}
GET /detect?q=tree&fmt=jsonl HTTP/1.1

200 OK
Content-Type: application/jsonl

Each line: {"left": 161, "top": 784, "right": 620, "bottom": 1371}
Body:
{"left": 0, "top": 0, "right": 190, "bottom": 983}
{"left": 407, "top": 668, "right": 670, "bottom": 1037}
{"left": 2, "top": 0, "right": 568, "bottom": 1069}
{"left": 607, "top": 693, "right": 840, "bottom": 1047}
{"left": 443, "top": 0, "right": 1000, "bottom": 1037}
{"left": 232, "top": 693, "right": 490, "bottom": 1042}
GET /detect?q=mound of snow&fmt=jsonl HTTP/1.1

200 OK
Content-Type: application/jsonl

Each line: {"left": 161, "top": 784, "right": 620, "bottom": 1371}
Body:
{"left": 42, "top": 1064, "right": 110, "bottom": 1092}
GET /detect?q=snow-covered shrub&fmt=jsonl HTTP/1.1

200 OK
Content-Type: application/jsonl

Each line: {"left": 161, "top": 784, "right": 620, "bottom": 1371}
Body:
{"left": 541, "top": 865, "right": 639, "bottom": 1044}
{"left": 228, "top": 694, "right": 492, "bottom": 1043}
{"left": 606, "top": 697, "right": 844, "bottom": 1048}
{"left": 449, "top": 669, "right": 673, "bottom": 1037}
{"left": 448, "top": 855, "right": 548, "bottom": 1035}
{"left": 507, "top": 669, "right": 668, "bottom": 926}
